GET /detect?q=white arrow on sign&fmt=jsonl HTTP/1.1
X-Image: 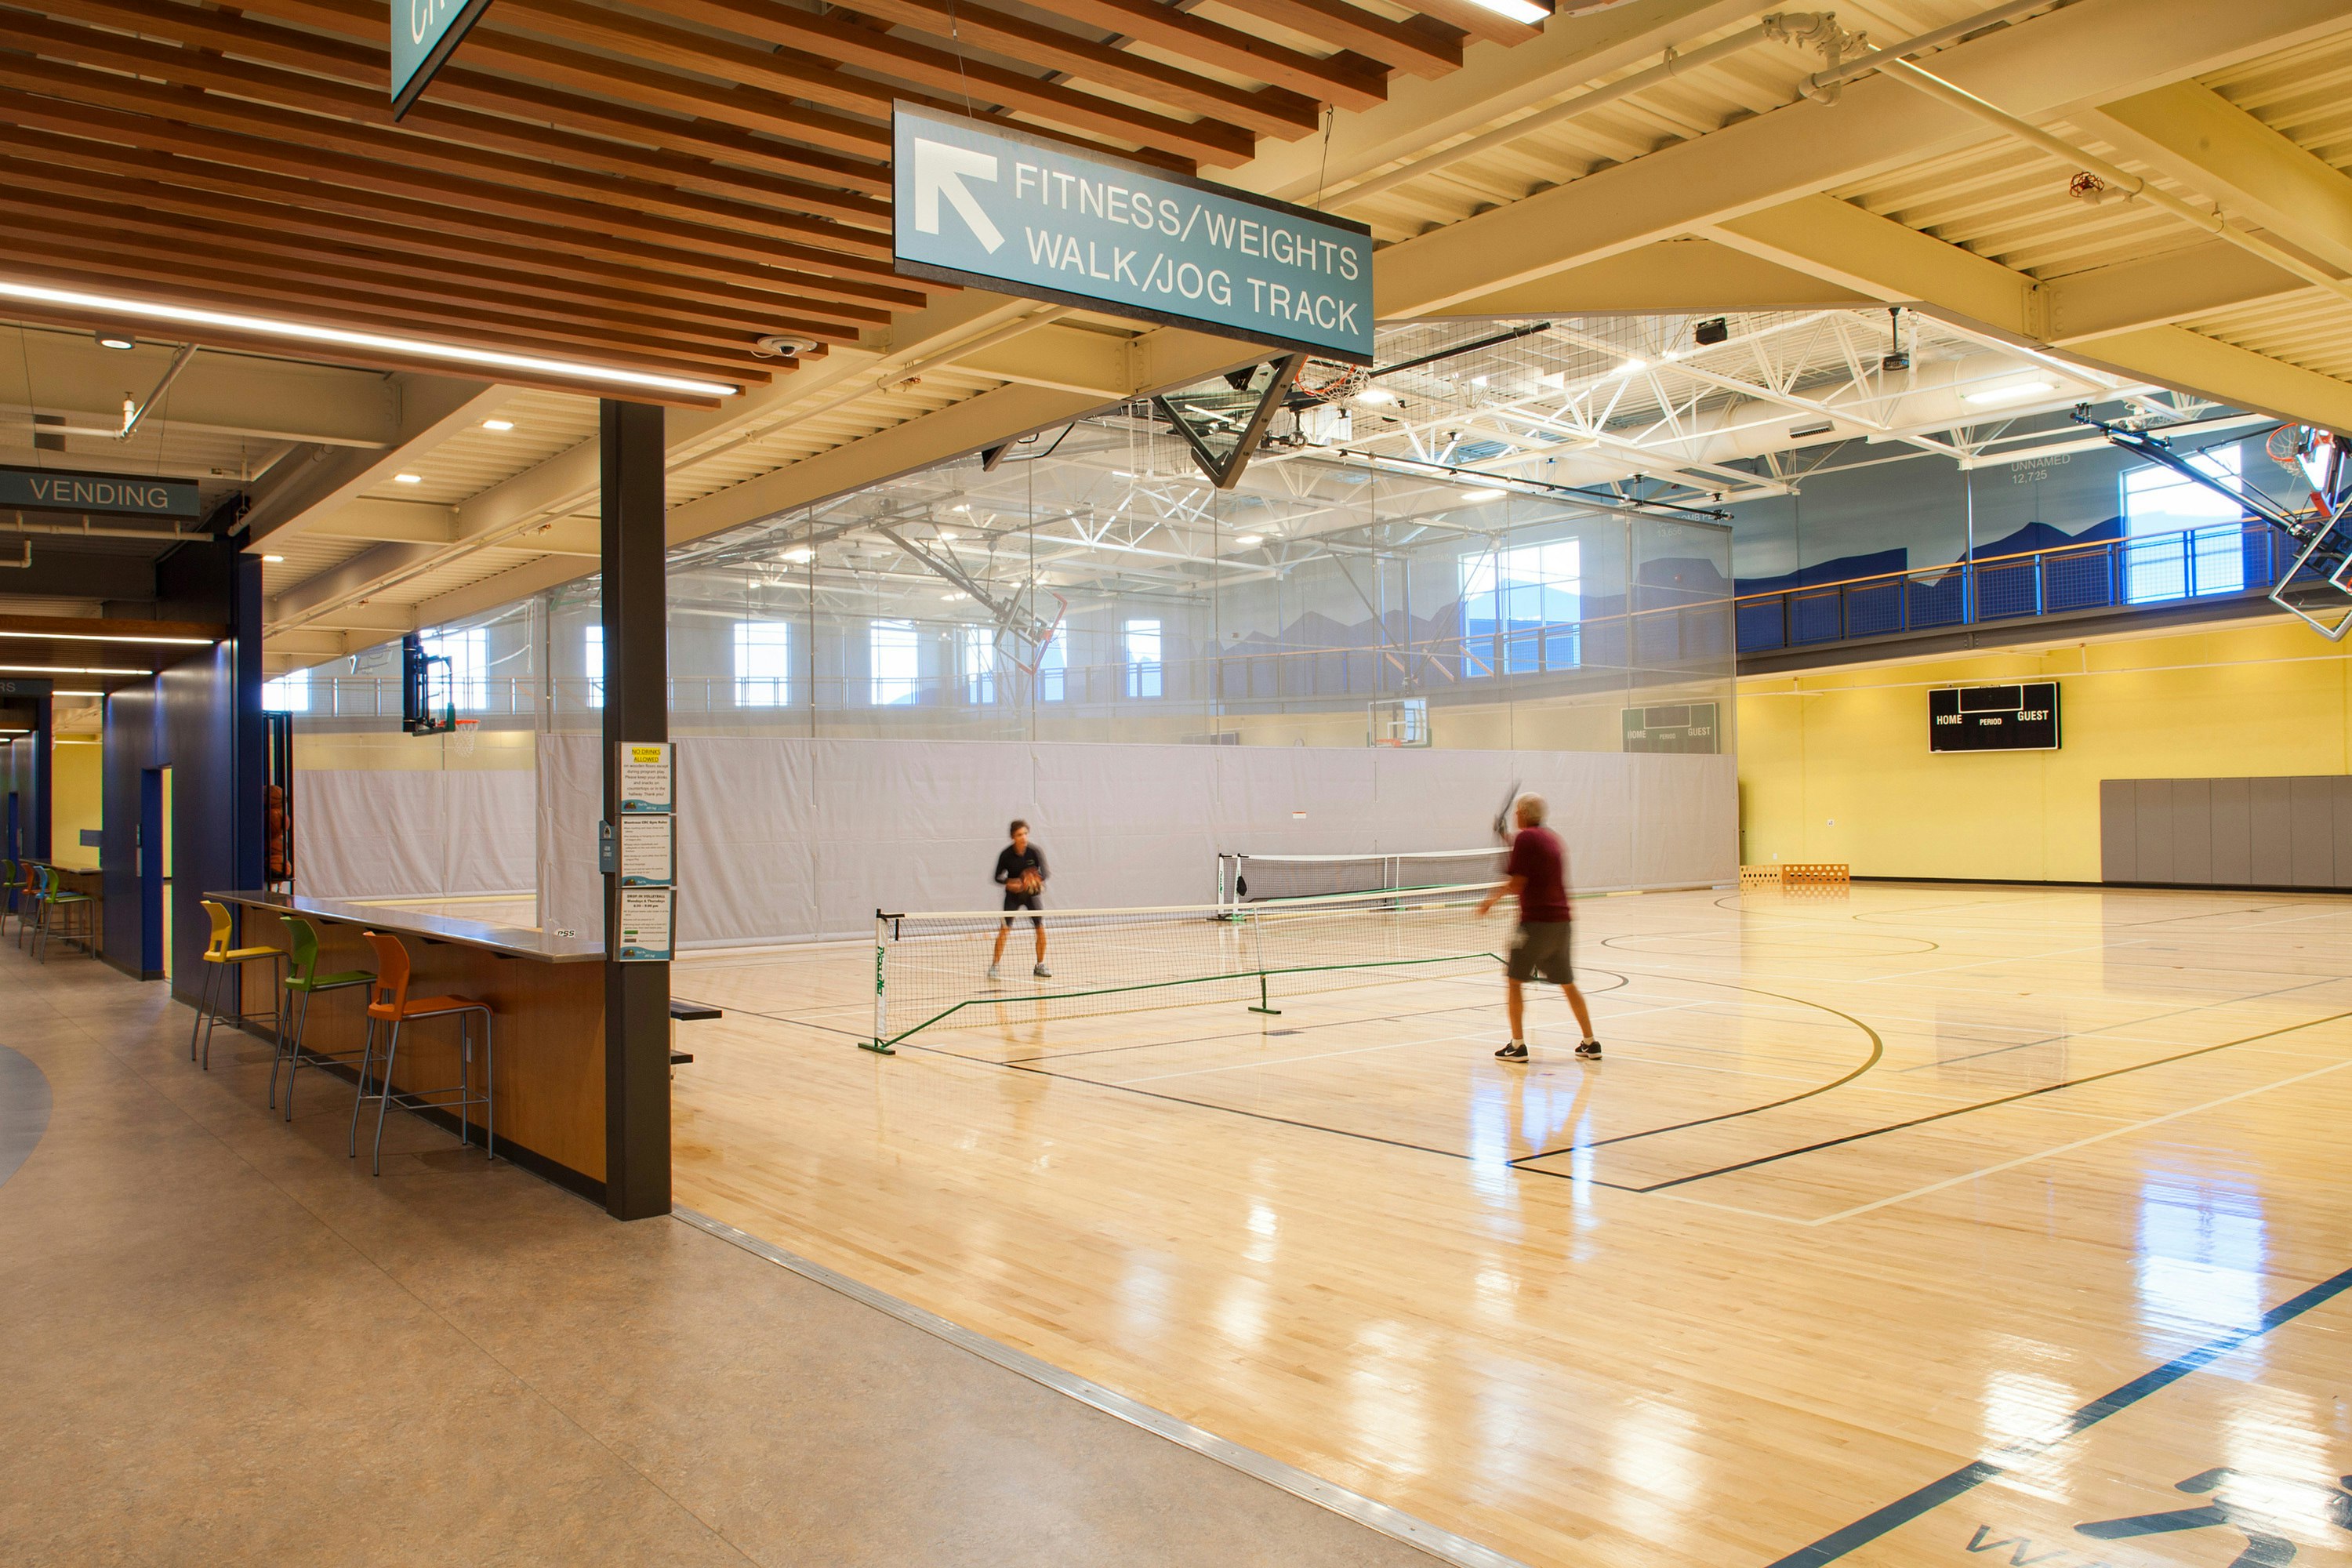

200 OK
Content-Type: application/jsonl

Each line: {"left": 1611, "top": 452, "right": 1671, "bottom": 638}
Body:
{"left": 913, "top": 137, "right": 1004, "bottom": 255}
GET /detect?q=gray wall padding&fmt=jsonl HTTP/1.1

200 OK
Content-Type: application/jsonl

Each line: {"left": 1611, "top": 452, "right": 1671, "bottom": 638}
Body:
{"left": 2100, "top": 774, "right": 2352, "bottom": 890}
{"left": 538, "top": 735, "right": 1739, "bottom": 948}
{"left": 297, "top": 769, "right": 536, "bottom": 899}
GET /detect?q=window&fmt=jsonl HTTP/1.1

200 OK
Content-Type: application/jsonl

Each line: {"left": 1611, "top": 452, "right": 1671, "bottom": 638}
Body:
{"left": 962, "top": 626, "right": 997, "bottom": 705}
{"left": 261, "top": 666, "right": 310, "bottom": 713}
{"left": 584, "top": 625, "right": 604, "bottom": 709}
{"left": 733, "top": 620, "right": 789, "bottom": 707}
{"left": 1038, "top": 628, "right": 1066, "bottom": 702}
{"left": 869, "top": 619, "right": 919, "bottom": 706}
{"left": 1123, "top": 618, "right": 1162, "bottom": 698}
{"left": 420, "top": 627, "right": 488, "bottom": 710}
{"left": 1461, "top": 539, "right": 1581, "bottom": 677}
{"left": 2122, "top": 448, "right": 2245, "bottom": 603}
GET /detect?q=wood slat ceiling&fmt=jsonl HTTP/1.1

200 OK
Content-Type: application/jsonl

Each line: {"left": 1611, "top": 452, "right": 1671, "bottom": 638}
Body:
{"left": 0, "top": 0, "right": 1521, "bottom": 406}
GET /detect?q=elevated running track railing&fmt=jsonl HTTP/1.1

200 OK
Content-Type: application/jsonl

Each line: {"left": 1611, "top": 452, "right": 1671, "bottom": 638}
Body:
{"left": 1733, "top": 517, "right": 2321, "bottom": 656}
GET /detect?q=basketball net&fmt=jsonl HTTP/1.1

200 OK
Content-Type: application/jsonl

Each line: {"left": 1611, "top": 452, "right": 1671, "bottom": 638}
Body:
{"left": 451, "top": 717, "right": 479, "bottom": 759}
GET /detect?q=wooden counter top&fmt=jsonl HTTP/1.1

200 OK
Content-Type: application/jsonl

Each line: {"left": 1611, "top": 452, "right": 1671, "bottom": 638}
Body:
{"left": 205, "top": 890, "right": 603, "bottom": 964}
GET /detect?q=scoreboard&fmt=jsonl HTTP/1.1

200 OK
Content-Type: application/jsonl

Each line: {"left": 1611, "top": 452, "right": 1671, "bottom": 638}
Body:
{"left": 1623, "top": 702, "right": 1719, "bottom": 754}
{"left": 1929, "top": 682, "right": 2060, "bottom": 752}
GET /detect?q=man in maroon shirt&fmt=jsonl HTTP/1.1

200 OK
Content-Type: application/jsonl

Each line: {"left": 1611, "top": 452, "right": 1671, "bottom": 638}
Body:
{"left": 1475, "top": 793, "right": 1599, "bottom": 1062}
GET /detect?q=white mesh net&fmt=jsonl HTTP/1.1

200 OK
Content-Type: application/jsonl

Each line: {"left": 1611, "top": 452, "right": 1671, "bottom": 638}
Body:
{"left": 1218, "top": 848, "right": 1506, "bottom": 906}
{"left": 867, "top": 882, "right": 1505, "bottom": 1051}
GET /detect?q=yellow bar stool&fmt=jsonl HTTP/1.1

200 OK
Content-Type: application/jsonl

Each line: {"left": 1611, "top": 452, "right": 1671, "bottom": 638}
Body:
{"left": 189, "top": 900, "right": 289, "bottom": 1071}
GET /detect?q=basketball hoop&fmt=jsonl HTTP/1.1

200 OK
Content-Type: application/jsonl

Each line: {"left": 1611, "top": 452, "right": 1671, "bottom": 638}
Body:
{"left": 450, "top": 717, "right": 479, "bottom": 759}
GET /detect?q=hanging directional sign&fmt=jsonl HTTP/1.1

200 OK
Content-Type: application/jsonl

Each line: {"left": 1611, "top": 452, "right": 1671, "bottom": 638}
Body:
{"left": 892, "top": 104, "right": 1374, "bottom": 366}
{"left": 390, "top": 0, "right": 496, "bottom": 120}
{"left": 0, "top": 466, "right": 200, "bottom": 520}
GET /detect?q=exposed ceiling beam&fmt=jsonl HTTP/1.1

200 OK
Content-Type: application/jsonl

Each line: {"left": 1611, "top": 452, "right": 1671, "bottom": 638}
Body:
{"left": 0, "top": 331, "right": 397, "bottom": 448}
{"left": 1699, "top": 194, "right": 2352, "bottom": 431}
{"left": 2085, "top": 80, "right": 2352, "bottom": 278}
{"left": 1370, "top": 0, "right": 2352, "bottom": 318}
{"left": 1428, "top": 238, "right": 1876, "bottom": 316}
{"left": 242, "top": 377, "right": 511, "bottom": 545}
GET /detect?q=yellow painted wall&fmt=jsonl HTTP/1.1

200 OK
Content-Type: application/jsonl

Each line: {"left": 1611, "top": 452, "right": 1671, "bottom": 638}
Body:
{"left": 1737, "top": 619, "right": 2352, "bottom": 881}
{"left": 49, "top": 740, "right": 102, "bottom": 870}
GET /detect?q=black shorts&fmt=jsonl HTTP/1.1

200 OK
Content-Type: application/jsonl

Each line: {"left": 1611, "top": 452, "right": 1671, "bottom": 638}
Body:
{"left": 1506, "top": 920, "right": 1573, "bottom": 985}
{"left": 1001, "top": 891, "right": 1043, "bottom": 927}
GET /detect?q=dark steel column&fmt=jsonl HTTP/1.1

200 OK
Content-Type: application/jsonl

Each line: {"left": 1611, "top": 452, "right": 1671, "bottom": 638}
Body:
{"left": 600, "top": 400, "right": 670, "bottom": 1220}
{"left": 31, "top": 695, "right": 52, "bottom": 861}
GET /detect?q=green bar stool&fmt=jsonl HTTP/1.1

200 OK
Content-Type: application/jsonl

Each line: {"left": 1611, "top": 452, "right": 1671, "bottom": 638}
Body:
{"left": 34, "top": 866, "right": 96, "bottom": 962}
{"left": 273, "top": 916, "right": 376, "bottom": 1119}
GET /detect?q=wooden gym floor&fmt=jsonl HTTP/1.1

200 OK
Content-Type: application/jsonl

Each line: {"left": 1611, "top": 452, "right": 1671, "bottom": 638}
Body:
{"left": 670, "top": 884, "right": 2352, "bottom": 1567}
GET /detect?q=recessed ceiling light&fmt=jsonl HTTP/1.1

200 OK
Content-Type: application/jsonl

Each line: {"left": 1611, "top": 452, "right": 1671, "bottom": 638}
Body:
{"left": 261, "top": 554, "right": 285, "bottom": 564}
{"left": 1963, "top": 380, "right": 2057, "bottom": 406}
{"left": 1537, "top": 372, "right": 1565, "bottom": 390}
{"left": 95, "top": 331, "right": 135, "bottom": 351}
{"left": 53, "top": 689, "right": 102, "bottom": 698}
{"left": 949, "top": 503, "right": 971, "bottom": 513}
{"left": 1470, "top": 376, "right": 1488, "bottom": 387}
{"left": 1618, "top": 358, "right": 1648, "bottom": 376}
{"left": 784, "top": 547, "right": 813, "bottom": 562}
{"left": 481, "top": 419, "right": 515, "bottom": 431}
{"left": 1356, "top": 388, "right": 1396, "bottom": 405}
{"left": 1235, "top": 533, "right": 1264, "bottom": 545}
{"left": 1461, "top": 488, "right": 1506, "bottom": 503}
{"left": 938, "top": 531, "right": 957, "bottom": 542}
{"left": 394, "top": 473, "right": 424, "bottom": 485}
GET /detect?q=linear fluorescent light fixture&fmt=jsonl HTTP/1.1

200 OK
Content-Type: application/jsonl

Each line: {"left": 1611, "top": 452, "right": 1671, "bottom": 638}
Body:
{"left": 1460, "top": 488, "right": 1507, "bottom": 503}
{"left": 1964, "top": 380, "right": 2057, "bottom": 406}
{"left": 0, "top": 279, "right": 739, "bottom": 401}
{"left": 0, "top": 629, "right": 213, "bottom": 645}
{"left": 0, "top": 663, "right": 147, "bottom": 675}
{"left": 1465, "top": 0, "right": 1548, "bottom": 21}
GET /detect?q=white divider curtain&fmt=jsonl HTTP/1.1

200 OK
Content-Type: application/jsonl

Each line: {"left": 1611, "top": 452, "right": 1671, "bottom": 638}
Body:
{"left": 296, "top": 769, "right": 536, "bottom": 899}
{"left": 537, "top": 735, "right": 1737, "bottom": 949}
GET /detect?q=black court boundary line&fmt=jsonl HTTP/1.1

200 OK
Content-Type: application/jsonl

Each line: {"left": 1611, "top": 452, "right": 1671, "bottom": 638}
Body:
{"left": 1763, "top": 1261, "right": 2352, "bottom": 1566}
{"left": 1608, "top": 1007, "right": 2352, "bottom": 1194}
{"left": 671, "top": 1207, "right": 1528, "bottom": 1568}
{"left": 1512, "top": 983, "right": 1886, "bottom": 1167}
{"left": 886, "top": 975, "right": 1887, "bottom": 1192}
{"left": 1888, "top": 971, "right": 2350, "bottom": 1076}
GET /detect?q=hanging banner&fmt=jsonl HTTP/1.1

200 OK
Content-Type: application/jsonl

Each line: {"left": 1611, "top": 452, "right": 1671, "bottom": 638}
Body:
{"left": 391, "top": 0, "right": 496, "bottom": 119}
{"left": 892, "top": 103, "right": 1374, "bottom": 365}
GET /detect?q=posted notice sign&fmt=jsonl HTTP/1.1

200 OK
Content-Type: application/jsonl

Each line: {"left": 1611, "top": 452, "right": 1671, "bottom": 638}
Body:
{"left": 617, "top": 742, "right": 673, "bottom": 813}
{"left": 616, "top": 887, "right": 673, "bottom": 962}
{"left": 892, "top": 104, "right": 1374, "bottom": 365}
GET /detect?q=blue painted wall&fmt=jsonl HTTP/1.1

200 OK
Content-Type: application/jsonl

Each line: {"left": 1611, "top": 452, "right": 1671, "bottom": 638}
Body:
{"left": 100, "top": 540, "right": 264, "bottom": 991}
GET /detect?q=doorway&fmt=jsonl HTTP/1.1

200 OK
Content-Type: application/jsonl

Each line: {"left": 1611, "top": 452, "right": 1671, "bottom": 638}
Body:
{"left": 140, "top": 767, "right": 173, "bottom": 980}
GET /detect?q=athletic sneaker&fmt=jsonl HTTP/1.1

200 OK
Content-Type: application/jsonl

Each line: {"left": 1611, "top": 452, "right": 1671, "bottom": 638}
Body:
{"left": 1575, "top": 1040, "right": 1602, "bottom": 1060}
{"left": 986, "top": 964, "right": 1002, "bottom": 982}
{"left": 1494, "top": 1041, "right": 1529, "bottom": 1062}
{"left": 1033, "top": 963, "right": 1053, "bottom": 978}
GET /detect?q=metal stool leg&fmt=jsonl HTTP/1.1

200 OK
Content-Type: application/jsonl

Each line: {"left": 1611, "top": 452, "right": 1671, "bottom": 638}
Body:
{"left": 281, "top": 988, "right": 315, "bottom": 1120}
{"left": 370, "top": 1019, "right": 403, "bottom": 1175}
{"left": 348, "top": 1017, "right": 377, "bottom": 1157}
{"left": 189, "top": 961, "right": 216, "bottom": 1063}
{"left": 481, "top": 1012, "right": 495, "bottom": 1163}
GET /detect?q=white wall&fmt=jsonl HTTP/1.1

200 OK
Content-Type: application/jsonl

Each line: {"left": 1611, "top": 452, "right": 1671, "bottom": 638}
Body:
{"left": 538, "top": 735, "right": 1737, "bottom": 948}
{"left": 296, "top": 769, "right": 536, "bottom": 899}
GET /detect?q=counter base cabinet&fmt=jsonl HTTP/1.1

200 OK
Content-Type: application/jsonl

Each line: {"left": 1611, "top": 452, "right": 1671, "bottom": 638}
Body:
{"left": 233, "top": 914, "right": 606, "bottom": 1195}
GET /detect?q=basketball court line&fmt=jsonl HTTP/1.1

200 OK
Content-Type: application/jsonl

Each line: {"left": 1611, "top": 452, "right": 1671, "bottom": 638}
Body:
{"left": 1553, "top": 1007, "right": 2352, "bottom": 1195}
{"left": 1759, "top": 1259, "right": 2352, "bottom": 1566}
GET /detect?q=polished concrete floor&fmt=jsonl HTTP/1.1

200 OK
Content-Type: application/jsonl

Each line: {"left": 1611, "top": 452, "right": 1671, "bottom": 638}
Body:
{"left": 0, "top": 940, "right": 1443, "bottom": 1567}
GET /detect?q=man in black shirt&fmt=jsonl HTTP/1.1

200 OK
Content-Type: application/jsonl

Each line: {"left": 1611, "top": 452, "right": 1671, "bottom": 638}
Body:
{"left": 989, "top": 818, "right": 1052, "bottom": 981}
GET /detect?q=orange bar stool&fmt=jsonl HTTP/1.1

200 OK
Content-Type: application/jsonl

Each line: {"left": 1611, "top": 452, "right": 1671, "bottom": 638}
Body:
{"left": 13, "top": 862, "right": 43, "bottom": 949}
{"left": 348, "top": 931, "right": 496, "bottom": 1176}
{"left": 190, "top": 900, "right": 289, "bottom": 1070}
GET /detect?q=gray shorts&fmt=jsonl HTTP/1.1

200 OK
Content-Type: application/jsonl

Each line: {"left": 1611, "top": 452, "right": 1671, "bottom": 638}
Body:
{"left": 1506, "top": 920, "right": 1573, "bottom": 985}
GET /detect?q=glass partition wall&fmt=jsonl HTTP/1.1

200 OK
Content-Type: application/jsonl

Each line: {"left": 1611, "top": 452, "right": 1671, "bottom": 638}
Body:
{"left": 285, "top": 410, "right": 1736, "bottom": 761}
